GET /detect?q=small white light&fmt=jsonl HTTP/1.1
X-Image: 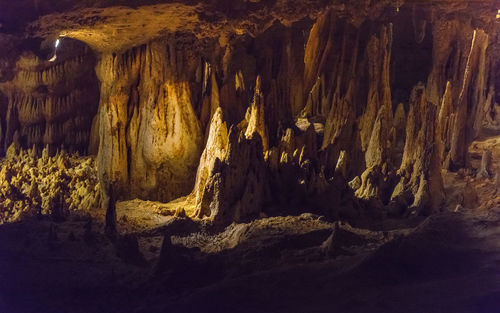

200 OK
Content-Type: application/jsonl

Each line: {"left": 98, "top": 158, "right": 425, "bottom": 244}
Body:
{"left": 55, "top": 39, "right": 60, "bottom": 48}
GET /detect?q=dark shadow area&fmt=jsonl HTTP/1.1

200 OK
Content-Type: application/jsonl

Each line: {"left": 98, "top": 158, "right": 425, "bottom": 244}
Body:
{"left": 1, "top": 210, "right": 499, "bottom": 313}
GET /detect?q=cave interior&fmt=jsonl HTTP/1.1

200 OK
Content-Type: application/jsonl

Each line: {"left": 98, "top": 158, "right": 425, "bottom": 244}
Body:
{"left": 1, "top": 1, "right": 500, "bottom": 312}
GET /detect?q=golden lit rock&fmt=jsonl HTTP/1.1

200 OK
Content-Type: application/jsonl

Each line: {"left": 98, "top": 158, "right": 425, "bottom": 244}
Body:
{"left": 0, "top": 1, "right": 499, "bottom": 311}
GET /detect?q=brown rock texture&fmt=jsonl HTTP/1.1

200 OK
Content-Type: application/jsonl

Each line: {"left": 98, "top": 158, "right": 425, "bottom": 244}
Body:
{"left": 0, "top": 145, "right": 99, "bottom": 224}
{"left": 95, "top": 39, "right": 203, "bottom": 202}
{"left": 195, "top": 128, "right": 267, "bottom": 227}
{"left": 0, "top": 39, "right": 99, "bottom": 155}
{"left": 392, "top": 84, "right": 444, "bottom": 214}
{"left": 0, "top": 0, "right": 498, "bottom": 226}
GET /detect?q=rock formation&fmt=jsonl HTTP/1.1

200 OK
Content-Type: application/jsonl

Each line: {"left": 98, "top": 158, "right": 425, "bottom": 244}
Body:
{"left": 96, "top": 40, "right": 203, "bottom": 202}
{"left": 0, "top": 39, "right": 99, "bottom": 155}
{"left": 0, "top": 0, "right": 498, "bottom": 226}
{"left": 0, "top": 144, "right": 99, "bottom": 224}
{"left": 2, "top": 3, "right": 500, "bottom": 312}
{"left": 477, "top": 150, "right": 493, "bottom": 178}
{"left": 392, "top": 84, "right": 444, "bottom": 214}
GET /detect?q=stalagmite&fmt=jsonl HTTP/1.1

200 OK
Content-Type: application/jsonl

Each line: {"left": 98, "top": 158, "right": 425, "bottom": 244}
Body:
{"left": 495, "top": 169, "right": 500, "bottom": 195}
{"left": 191, "top": 107, "right": 229, "bottom": 218}
{"left": 476, "top": 150, "right": 492, "bottom": 178}
{"left": 359, "top": 24, "right": 393, "bottom": 153}
{"left": 393, "top": 84, "right": 444, "bottom": 214}
{"left": 462, "top": 179, "right": 479, "bottom": 209}
{"left": 105, "top": 185, "right": 117, "bottom": 237}
{"left": 195, "top": 127, "right": 267, "bottom": 227}
{"left": 245, "top": 76, "right": 269, "bottom": 152}
{"left": 436, "top": 81, "right": 453, "bottom": 166}
{"left": 355, "top": 24, "right": 394, "bottom": 203}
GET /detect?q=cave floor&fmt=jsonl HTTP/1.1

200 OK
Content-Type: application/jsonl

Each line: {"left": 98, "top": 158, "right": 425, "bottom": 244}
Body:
{"left": 1, "top": 206, "right": 499, "bottom": 313}
{"left": 1, "top": 132, "right": 500, "bottom": 313}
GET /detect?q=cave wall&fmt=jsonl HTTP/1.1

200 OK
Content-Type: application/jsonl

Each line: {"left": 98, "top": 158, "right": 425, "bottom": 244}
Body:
{"left": 0, "top": 38, "right": 99, "bottom": 155}
{"left": 78, "top": 3, "right": 500, "bottom": 222}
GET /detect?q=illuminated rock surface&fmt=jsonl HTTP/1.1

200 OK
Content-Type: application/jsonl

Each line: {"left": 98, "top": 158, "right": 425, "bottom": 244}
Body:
{"left": 0, "top": 145, "right": 99, "bottom": 224}
{"left": 0, "top": 0, "right": 500, "bottom": 312}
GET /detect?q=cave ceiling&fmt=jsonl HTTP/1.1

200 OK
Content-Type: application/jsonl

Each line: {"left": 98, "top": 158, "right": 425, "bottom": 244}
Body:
{"left": 0, "top": 0, "right": 497, "bottom": 53}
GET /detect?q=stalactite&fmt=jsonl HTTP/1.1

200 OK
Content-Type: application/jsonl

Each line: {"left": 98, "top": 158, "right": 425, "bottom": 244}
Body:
{"left": 0, "top": 42, "right": 98, "bottom": 154}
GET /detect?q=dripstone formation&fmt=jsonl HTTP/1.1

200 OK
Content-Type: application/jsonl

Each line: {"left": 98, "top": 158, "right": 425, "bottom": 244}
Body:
{"left": 3, "top": 2, "right": 500, "bottom": 313}
{"left": 0, "top": 0, "right": 498, "bottom": 226}
{"left": 0, "top": 39, "right": 99, "bottom": 156}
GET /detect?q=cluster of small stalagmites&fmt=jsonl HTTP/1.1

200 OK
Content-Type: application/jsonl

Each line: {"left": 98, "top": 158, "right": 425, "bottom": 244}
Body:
{"left": 0, "top": 144, "right": 100, "bottom": 224}
{"left": 266, "top": 125, "right": 335, "bottom": 201}
{"left": 188, "top": 73, "right": 346, "bottom": 225}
